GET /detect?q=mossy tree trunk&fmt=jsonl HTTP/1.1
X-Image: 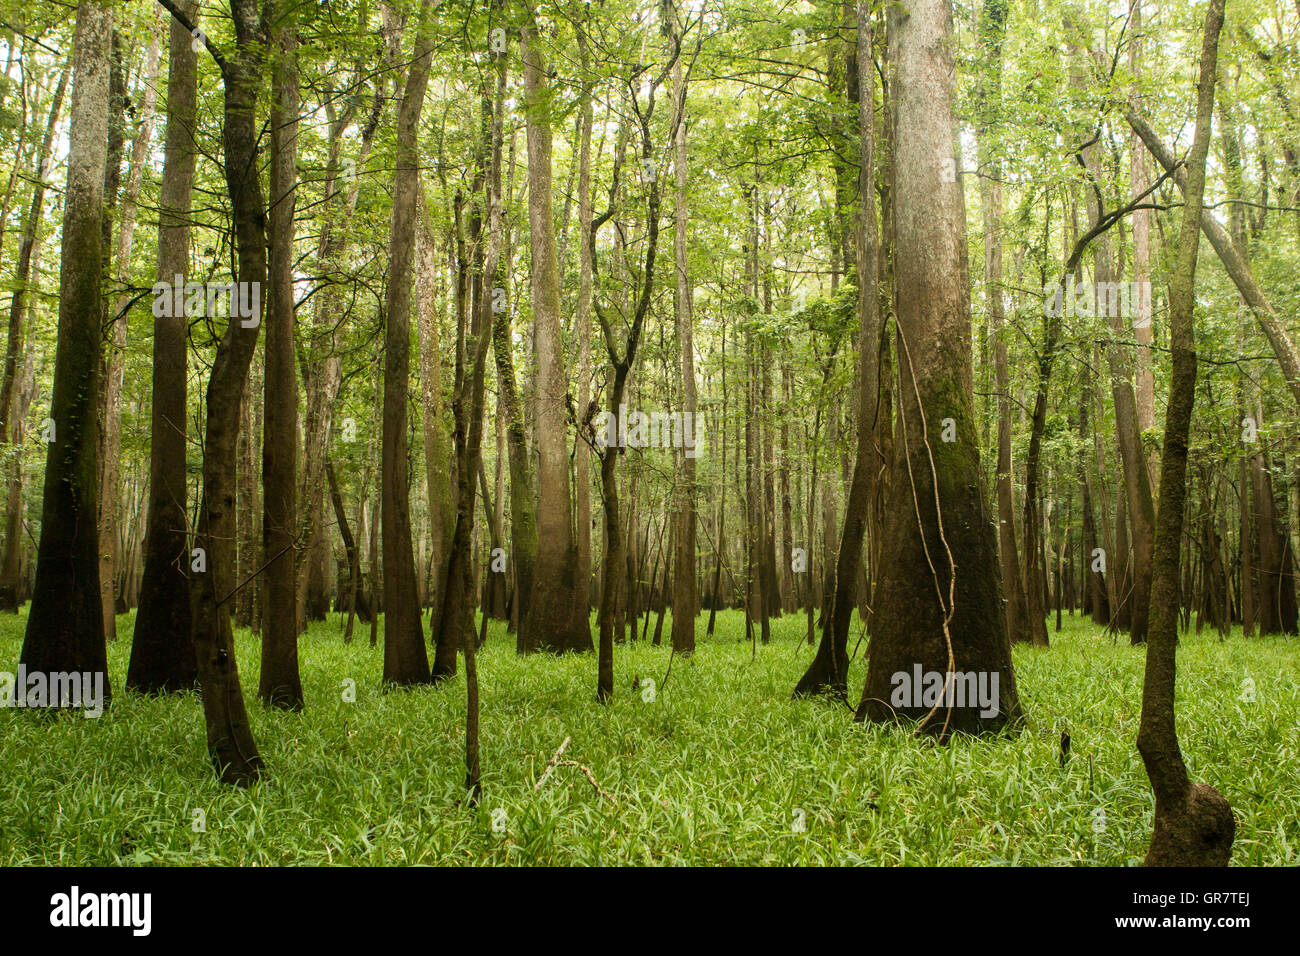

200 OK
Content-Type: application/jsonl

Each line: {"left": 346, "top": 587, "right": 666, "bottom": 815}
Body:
{"left": 128, "top": 0, "right": 198, "bottom": 692}
{"left": 855, "top": 0, "right": 1021, "bottom": 736}
{"left": 1137, "top": 0, "right": 1235, "bottom": 866}
{"left": 381, "top": 0, "right": 434, "bottom": 687}
{"left": 18, "top": 0, "right": 112, "bottom": 706}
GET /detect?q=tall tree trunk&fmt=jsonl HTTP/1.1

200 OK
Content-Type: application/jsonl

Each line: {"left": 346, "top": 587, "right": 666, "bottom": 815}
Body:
{"left": 95, "top": 31, "right": 126, "bottom": 644}
{"left": 521, "top": 10, "right": 591, "bottom": 654}
{"left": 164, "top": 0, "right": 270, "bottom": 785}
{"left": 1137, "top": 0, "right": 1234, "bottom": 865}
{"left": 417, "top": 188, "right": 455, "bottom": 642}
{"left": 670, "top": 6, "right": 698, "bottom": 655}
{"left": 795, "top": 0, "right": 879, "bottom": 697}
{"left": 260, "top": 7, "right": 303, "bottom": 708}
{"left": 572, "top": 17, "right": 595, "bottom": 648}
{"left": 976, "top": 0, "right": 1029, "bottom": 646}
{"left": 381, "top": 0, "right": 435, "bottom": 687}
{"left": 129, "top": 0, "right": 197, "bottom": 692}
{"left": 491, "top": 178, "right": 538, "bottom": 650}
{"left": 17, "top": 0, "right": 112, "bottom": 709}
{"left": 100, "top": 26, "right": 159, "bottom": 645}
{"left": 856, "top": 0, "right": 1021, "bottom": 735}
{"left": 433, "top": 7, "right": 503, "bottom": 682}
{"left": 1130, "top": 0, "right": 1157, "bottom": 486}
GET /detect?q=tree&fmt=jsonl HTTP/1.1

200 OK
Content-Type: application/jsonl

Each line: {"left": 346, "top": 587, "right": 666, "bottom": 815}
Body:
{"left": 1136, "top": 0, "right": 1235, "bottom": 867}
{"left": 520, "top": 6, "right": 591, "bottom": 656}
{"left": 380, "top": 0, "right": 435, "bottom": 687}
{"left": 795, "top": 0, "right": 880, "bottom": 698}
{"left": 159, "top": 0, "right": 270, "bottom": 785}
{"left": 975, "top": 0, "right": 1029, "bottom": 647}
{"left": 17, "top": 0, "right": 112, "bottom": 706}
{"left": 100, "top": 22, "right": 161, "bottom": 646}
{"left": 669, "top": 0, "right": 698, "bottom": 656}
{"left": 260, "top": 1, "right": 303, "bottom": 709}
{"left": 855, "top": 0, "right": 1020, "bottom": 736}
{"left": 128, "top": 0, "right": 199, "bottom": 693}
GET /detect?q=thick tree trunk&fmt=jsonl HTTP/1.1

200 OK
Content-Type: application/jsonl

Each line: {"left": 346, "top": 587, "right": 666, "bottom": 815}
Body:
{"left": 128, "top": 0, "right": 198, "bottom": 691}
{"left": 17, "top": 1, "right": 111, "bottom": 707}
{"left": 855, "top": 0, "right": 1021, "bottom": 735}
{"left": 521, "top": 12, "right": 591, "bottom": 654}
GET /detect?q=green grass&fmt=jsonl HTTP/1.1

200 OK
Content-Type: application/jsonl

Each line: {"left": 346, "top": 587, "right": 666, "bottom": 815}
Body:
{"left": 1, "top": 608, "right": 1296, "bottom": 865}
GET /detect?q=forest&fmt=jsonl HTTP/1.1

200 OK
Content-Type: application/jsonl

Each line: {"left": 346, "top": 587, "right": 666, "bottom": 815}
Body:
{"left": 0, "top": 0, "right": 1296, "bottom": 870}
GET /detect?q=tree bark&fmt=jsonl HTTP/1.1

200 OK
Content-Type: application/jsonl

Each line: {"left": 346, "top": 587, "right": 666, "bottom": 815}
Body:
{"left": 1137, "top": 0, "right": 1235, "bottom": 866}
{"left": 164, "top": 0, "right": 270, "bottom": 784}
{"left": 380, "top": 0, "right": 435, "bottom": 687}
{"left": 17, "top": 1, "right": 112, "bottom": 707}
{"left": 128, "top": 0, "right": 197, "bottom": 691}
{"left": 670, "top": 5, "right": 698, "bottom": 655}
{"left": 855, "top": 0, "right": 1021, "bottom": 735}
{"left": 260, "top": 7, "right": 303, "bottom": 708}
{"left": 795, "top": 0, "right": 880, "bottom": 698}
{"left": 521, "top": 11, "right": 591, "bottom": 655}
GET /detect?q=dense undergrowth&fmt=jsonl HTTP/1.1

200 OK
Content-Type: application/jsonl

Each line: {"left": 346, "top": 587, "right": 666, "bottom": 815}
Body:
{"left": 1, "top": 609, "right": 1295, "bottom": 865}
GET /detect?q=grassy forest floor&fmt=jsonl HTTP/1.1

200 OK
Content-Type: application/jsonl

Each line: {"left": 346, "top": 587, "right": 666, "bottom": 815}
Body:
{"left": 1, "top": 609, "right": 1296, "bottom": 865}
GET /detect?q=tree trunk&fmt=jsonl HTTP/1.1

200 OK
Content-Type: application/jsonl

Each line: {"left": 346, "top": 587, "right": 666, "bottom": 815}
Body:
{"left": 100, "top": 27, "right": 159, "bottom": 645}
{"left": 259, "top": 9, "right": 303, "bottom": 708}
{"left": 17, "top": 0, "right": 112, "bottom": 710}
{"left": 380, "top": 0, "right": 435, "bottom": 687}
{"left": 128, "top": 0, "right": 198, "bottom": 691}
{"left": 417, "top": 188, "right": 456, "bottom": 641}
{"left": 521, "top": 10, "right": 591, "bottom": 655}
{"left": 976, "top": 0, "right": 1029, "bottom": 646}
{"left": 172, "top": 0, "right": 271, "bottom": 785}
{"left": 573, "top": 19, "right": 596, "bottom": 649}
{"left": 670, "top": 8, "right": 698, "bottom": 655}
{"left": 1137, "top": 0, "right": 1235, "bottom": 865}
{"left": 795, "top": 0, "right": 879, "bottom": 698}
{"left": 855, "top": 0, "right": 1021, "bottom": 735}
